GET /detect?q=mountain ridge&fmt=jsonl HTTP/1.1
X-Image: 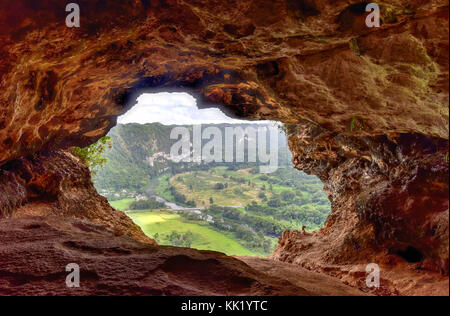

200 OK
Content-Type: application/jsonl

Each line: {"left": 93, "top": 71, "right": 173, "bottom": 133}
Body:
{"left": 94, "top": 122, "right": 292, "bottom": 193}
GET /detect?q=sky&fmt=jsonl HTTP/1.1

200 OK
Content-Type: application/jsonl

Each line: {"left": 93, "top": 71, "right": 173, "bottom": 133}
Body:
{"left": 118, "top": 92, "right": 252, "bottom": 125}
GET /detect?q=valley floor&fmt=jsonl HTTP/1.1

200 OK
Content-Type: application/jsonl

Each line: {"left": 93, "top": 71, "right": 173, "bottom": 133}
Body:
{"left": 128, "top": 211, "right": 263, "bottom": 256}
{"left": 107, "top": 166, "right": 331, "bottom": 257}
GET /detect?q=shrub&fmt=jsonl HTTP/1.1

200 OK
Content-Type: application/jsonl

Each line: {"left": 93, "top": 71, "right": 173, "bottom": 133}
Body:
{"left": 281, "top": 191, "right": 295, "bottom": 201}
{"left": 72, "top": 136, "right": 113, "bottom": 177}
{"left": 129, "top": 198, "right": 166, "bottom": 210}
{"left": 267, "top": 198, "right": 282, "bottom": 208}
{"left": 214, "top": 183, "right": 225, "bottom": 190}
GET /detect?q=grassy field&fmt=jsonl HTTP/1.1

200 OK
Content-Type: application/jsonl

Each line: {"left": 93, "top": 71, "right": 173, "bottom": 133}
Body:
{"left": 166, "top": 167, "right": 308, "bottom": 208}
{"left": 127, "top": 211, "right": 261, "bottom": 256}
{"left": 109, "top": 167, "right": 329, "bottom": 256}
{"left": 110, "top": 198, "right": 135, "bottom": 210}
{"left": 168, "top": 168, "right": 264, "bottom": 207}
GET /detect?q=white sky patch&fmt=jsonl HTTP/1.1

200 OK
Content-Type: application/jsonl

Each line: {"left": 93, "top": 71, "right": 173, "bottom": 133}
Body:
{"left": 118, "top": 92, "right": 254, "bottom": 125}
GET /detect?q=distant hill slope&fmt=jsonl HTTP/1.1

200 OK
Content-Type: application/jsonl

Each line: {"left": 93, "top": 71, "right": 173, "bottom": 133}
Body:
{"left": 94, "top": 123, "right": 292, "bottom": 193}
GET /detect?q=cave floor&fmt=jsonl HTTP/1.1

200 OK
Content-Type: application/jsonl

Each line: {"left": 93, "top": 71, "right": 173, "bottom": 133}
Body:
{"left": 0, "top": 215, "right": 369, "bottom": 296}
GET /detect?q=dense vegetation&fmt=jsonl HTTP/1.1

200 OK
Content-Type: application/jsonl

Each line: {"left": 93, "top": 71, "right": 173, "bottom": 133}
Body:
{"left": 72, "top": 136, "right": 113, "bottom": 177}
{"left": 129, "top": 198, "right": 167, "bottom": 210}
{"left": 94, "top": 123, "right": 292, "bottom": 198}
{"left": 127, "top": 211, "right": 261, "bottom": 256}
{"left": 94, "top": 123, "right": 331, "bottom": 256}
{"left": 94, "top": 124, "right": 174, "bottom": 193}
{"left": 154, "top": 231, "right": 194, "bottom": 248}
{"left": 157, "top": 166, "right": 330, "bottom": 254}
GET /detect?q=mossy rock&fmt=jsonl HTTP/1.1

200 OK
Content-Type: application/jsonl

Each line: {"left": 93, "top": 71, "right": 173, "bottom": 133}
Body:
{"left": 349, "top": 38, "right": 361, "bottom": 56}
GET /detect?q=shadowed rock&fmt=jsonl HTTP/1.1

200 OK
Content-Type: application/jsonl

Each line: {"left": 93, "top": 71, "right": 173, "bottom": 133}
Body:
{"left": 0, "top": 0, "right": 448, "bottom": 296}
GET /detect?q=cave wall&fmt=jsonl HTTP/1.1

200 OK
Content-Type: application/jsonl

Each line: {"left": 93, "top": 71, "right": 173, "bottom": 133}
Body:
{"left": 0, "top": 0, "right": 448, "bottom": 165}
{"left": 270, "top": 122, "right": 448, "bottom": 277}
{"left": 0, "top": 149, "right": 155, "bottom": 245}
{"left": 0, "top": 0, "right": 448, "bottom": 293}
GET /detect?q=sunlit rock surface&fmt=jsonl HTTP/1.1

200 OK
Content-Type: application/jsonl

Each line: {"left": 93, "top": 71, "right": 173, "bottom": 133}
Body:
{"left": 0, "top": 216, "right": 369, "bottom": 296}
{"left": 0, "top": 150, "right": 155, "bottom": 245}
{"left": 0, "top": 0, "right": 448, "bottom": 295}
{"left": 270, "top": 122, "right": 449, "bottom": 295}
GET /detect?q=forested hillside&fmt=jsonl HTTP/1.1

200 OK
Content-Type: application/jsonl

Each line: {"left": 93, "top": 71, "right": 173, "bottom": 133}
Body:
{"left": 94, "top": 122, "right": 292, "bottom": 195}
{"left": 95, "top": 123, "right": 331, "bottom": 255}
{"left": 94, "top": 123, "right": 174, "bottom": 192}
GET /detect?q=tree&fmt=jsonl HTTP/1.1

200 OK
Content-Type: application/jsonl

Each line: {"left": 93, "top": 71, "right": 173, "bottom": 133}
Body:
{"left": 214, "top": 183, "right": 225, "bottom": 190}
{"left": 263, "top": 239, "right": 272, "bottom": 253}
{"left": 268, "top": 197, "right": 281, "bottom": 208}
{"left": 186, "top": 200, "right": 196, "bottom": 207}
{"left": 170, "top": 186, "right": 187, "bottom": 204}
{"left": 281, "top": 191, "right": 295, "bottom": 202}
{"left": 72, "top": 136, "right": 113, "bottom": 177}
{"left": 130, "top": 198, "right": 166, "bottom": 210}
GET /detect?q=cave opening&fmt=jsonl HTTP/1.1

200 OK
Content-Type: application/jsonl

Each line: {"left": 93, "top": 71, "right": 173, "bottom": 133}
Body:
{"left": 345, "top": 2, "right": 371, "bottom": 14}
{"left": 92, "top": 91, "right": 331, "bottom": 257}
{"left": 394, "top": 246, "right": 424, "bottom": 263}
{"left": 337, "top": 2, "right": 371, "bottom": 31}
{"left": 0, "top": 0, "right": 447, "bottom": 297}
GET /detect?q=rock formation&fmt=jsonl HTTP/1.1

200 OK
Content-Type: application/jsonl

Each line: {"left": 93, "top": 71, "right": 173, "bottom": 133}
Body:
{"left": 1, "top": 216, "right": 367, "bottom": 296}
{"left": 0, "top": 149, "right": 154, "bottom": 244}
{"left": 0, "top": 0, "right": 448, "bottom": 295}
{"left": 270, "top": 122, "right": 449, "bottom": 295}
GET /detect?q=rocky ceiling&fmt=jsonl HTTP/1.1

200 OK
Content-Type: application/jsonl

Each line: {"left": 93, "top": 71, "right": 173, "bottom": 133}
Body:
{"left": 0, "top": 0, "right": 448, "bottom": 295}
{"left": 0, "top": 0, "right": 448, "bottom": 165}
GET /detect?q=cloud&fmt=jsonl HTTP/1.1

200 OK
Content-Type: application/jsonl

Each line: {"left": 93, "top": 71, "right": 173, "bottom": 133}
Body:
{"left": 117, "top": 92, "right": 251, "bottom": 125}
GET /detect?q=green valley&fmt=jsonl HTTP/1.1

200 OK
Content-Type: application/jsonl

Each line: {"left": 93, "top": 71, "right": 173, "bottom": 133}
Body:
{"left": 93, "top": 122, "right": 331, "bottom": 257}
{"left": 128, "top": 211, "right": 262, "bottom": 256}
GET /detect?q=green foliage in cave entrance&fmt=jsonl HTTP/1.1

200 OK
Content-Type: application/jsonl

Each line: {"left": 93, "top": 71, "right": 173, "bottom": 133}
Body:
{"left": 72, "top": 136, "right": 113, "bottom": 177}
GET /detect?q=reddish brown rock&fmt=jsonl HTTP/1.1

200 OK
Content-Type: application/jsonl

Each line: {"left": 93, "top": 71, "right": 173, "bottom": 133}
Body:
{"left": 0, "top": 1, "right": 448, "bottom": 165}
{"left": 270, "top": 121, "right": 449, "bottom": 295}
{"left": 0, "top": 0, "right": 448, "bottom": 296}
{"left": 0, "top": 149, "right": 155, "bottom": 245}
{"left": 0, "top": 216, "right": 369, "bottom": 296}
{"left": 0, "top": 149, "right": 367, "bottom": 296}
